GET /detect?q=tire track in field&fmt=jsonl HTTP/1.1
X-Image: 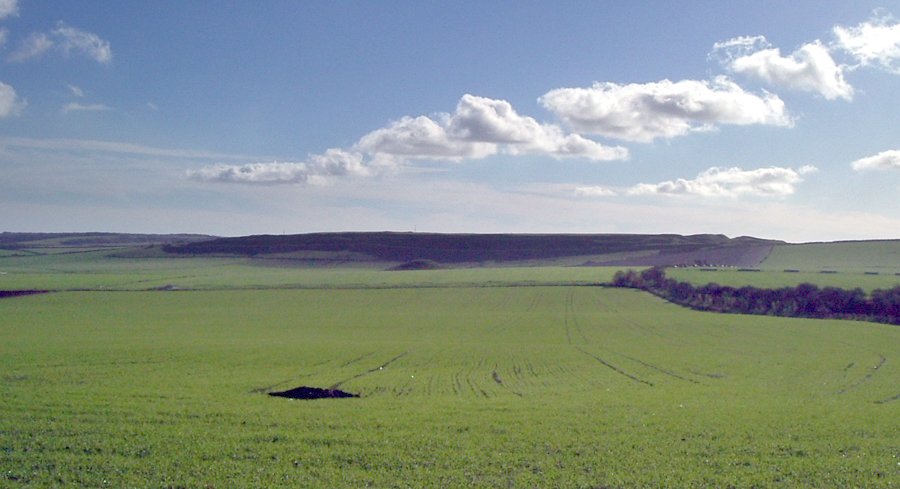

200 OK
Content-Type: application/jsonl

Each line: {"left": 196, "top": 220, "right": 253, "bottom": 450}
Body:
{"left": 568, "top": 288, "right": 696, "bottom": 387}
{"left": 492, "top": 365, "right": 524, "bottom": 397}
{"left": 837, "top": 353, "right": 886, "bottom": 395}
{"left": 249, "top": 355, "right": 358, "bottom": 394}
{"left": 873, "top": 392, "right": 900, "bottom": 404}
{"left": 565, "top": 288, "right": 651, "bottom": 386}
{"left": 575, "top": 346, "right": 654, "bottom": 386}
{"left": 339, "top": 351, "right": 375, "bottom": 367}
{"left": 566, "top": 289, "right": 591, "bottom": 344}
{"left": 612, "top": 352, "right": 701, "bottom": 384}
{"left": 329, "top": 351, "right": 409, "bottom": 389}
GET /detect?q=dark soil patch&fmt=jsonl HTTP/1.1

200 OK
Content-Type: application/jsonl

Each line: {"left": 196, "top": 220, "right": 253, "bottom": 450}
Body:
{"left": 388, "top": 259, "right": 443, "bottom": 271}
{"left": 0, "top": 290, "right": 49, "bottom": 299}
{"left": 268, "top": 386, "right": 359, "bottom": 400}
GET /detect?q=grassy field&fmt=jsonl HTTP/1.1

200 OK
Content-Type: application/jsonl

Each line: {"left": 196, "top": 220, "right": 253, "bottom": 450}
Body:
{"left": 1, "top": 244, "right": 899, "bottom": 487}
{"left": 0, "top": 248, "right": 621, "bottom": 291}
{"left": 2, "top": 284, "right": 899, "bottom": 486}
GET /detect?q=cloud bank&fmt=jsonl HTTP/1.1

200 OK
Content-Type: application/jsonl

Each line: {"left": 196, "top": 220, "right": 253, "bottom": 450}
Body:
{"left": 539, "top": 76, "right": 791, "bottom": 142}
{"left": 189, "top": 149, "right": 369, "bottom": 185}
{"left": 627, "top": 166, "right": 816, "bottom": 197}
{"left": 195, "top": 94, "right": 628, "bottom": 185}
{"left": 851, "top": 150, "right": 900, "bottom": 171}
{"left": 577, "top": 166, "right": 816, "bottom": 199}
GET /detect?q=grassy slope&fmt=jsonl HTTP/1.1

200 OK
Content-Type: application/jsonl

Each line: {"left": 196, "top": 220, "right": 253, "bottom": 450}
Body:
{"left": 665, "top": 240, "right": 900, "bottom": 291}
{"left": 2, "top": 286, "right": 899, "bottom": 487}
{"left": 761, "top": 241, "right": 900, "bottom": 273}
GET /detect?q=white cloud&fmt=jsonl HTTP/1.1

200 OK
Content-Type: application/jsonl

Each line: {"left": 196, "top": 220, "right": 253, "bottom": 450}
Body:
{"left": 189, "top": 149, "right": 370, "bottom": 185}
{"left": 147, "top": 102, "right": 159, "bottom": 111}
{"left": 714, "top": 36, "right": 853, "bottom": 100}
{"left": 52, "top": 22, "right": 112, "bottom": 63}
{"left": 851, "top": 150, "right": 900, "bottom": 171}
{"left": 0, "top": 28, "right": 9, "bottom": 49}
{"left": 447, "top": 94, "right": 628, "bottom": 161}
{"left": 575, "top": 186, "right": 617, "bottom": 197}
{"left": 626, "top": 165, "right": 815, "bottom": 198}
{"left": 0, "top": 81, "right": 25, "bottom": 117}
{"left": 67, "top": 84, "right": 85, "bottom": 97}
{"left": 834, "top": 14, "right": 900, "bottom": 73}
{"left": 356, "top": 114, "right": 497, "bottom": 162}
{"left": 8, "top": 32, "right": 53, "bottom": 61}
{"left": 194, "top": 94, "right": 627, "bottom": 187}
{"left": 62, "top": 102, "right": 111, "bottom": 114}
{"left": 539, "top": 76, "right": 791, "bottom": 142}
{"left": 354, "top": 94, "right": 628, "bottom": 166}
{"left": 9, "top": 23, "right": 112, "bottom": 63}
{"left": 0, "top": 0, "right": 17, "bottom": 20}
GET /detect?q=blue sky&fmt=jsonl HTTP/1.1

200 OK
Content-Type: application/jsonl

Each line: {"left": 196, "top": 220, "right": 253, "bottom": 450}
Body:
{"left": 1, "top": 1, "right": 899, "bottom": 242}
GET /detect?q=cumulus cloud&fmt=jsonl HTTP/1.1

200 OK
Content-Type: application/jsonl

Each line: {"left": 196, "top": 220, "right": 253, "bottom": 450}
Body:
{"left": 447, "top": 94, "right": 628, "bottom": 160}
{"left": 356, "top": 114, "right": 497, "bottom": 162}
{"left": 0, "top": 81, "right": 25, "bottom": 117}
{"left": 356, "top": 94, "right": 627, "bottom": 163}
{"left": 714, "top": 36, "right": 853, "bottom": 100}
{"left": 189, "top": 149, "right": 370, "bottom": 185}
{"left": 62, "top": 102, "right": 111, "bottom": 114}
{"left": 539, "top": 76, "right": 791, "bottom": 143}
{"left": 9, "top": 22, "right": 111, "bottom": 63}
{"left": 851, "top": 150, "right": 900, "bottom": 171}
{"left": 0, "top": 0, "right": 17, "bottom": 20}
{"left": 834, "top": 14, "right": 900, "bottom": 73}
{"left": 195, "top": 94, "right": 627, "bottom": 186}
{"left": 626, "top": 165, "right": 816, "bottom": 198}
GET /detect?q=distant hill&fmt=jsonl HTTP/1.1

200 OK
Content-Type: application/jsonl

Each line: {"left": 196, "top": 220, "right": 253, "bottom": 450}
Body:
{"left": 0, "top": 232, "right": 214, "bottom": 249}
{"left": 162, "top": 232, "right": 782, "bottom": 267}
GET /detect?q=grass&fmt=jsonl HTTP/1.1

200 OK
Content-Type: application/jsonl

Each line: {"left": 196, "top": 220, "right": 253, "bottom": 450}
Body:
{"left": 2, "top": 284, "right": 898, "bottom": 487}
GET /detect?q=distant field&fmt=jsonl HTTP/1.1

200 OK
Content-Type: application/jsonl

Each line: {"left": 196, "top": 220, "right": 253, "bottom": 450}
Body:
{"left": 760, "top": 241, "right": 900, "bottom": 273}
{"left": 0, "top": 249, "right": 616, "bottom": 291}
{"left": 668, "top": 268, "right": 900, "bottom": 292}
{"left": 2, "top": 287, "right": 898, "bottom": 487}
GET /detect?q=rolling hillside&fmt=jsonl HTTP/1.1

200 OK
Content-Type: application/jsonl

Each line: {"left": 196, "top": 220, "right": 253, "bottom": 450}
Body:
{"left": 162, "top": 232, "right": 781, "bottom": 267}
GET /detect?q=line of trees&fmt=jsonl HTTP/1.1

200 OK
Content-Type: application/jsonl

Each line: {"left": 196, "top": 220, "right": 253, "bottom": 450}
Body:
{"left": 610, "top": 268, "right": 900, "bottom": 325}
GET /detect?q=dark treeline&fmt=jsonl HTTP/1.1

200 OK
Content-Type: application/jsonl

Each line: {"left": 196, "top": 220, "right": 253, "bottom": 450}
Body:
{"left": 611, "top": 268, "right": 900, "bottom": 325}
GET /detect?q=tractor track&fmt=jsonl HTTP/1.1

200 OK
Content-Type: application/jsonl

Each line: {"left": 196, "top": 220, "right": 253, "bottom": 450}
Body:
{"left": 575, "top": 346, "right": 653, "bottom": 386}
{"left": 329, "top": 351, "right": 409, "bottom": 389}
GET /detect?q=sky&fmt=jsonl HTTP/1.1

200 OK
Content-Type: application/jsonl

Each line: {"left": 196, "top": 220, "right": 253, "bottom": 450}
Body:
{"left": 1, "top": 0, "right": 899, "bottom": 242}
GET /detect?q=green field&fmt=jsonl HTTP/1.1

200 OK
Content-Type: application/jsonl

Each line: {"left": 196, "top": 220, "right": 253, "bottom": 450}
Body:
{"left": 1, "top": 245, "right": 899, "bottom": 487}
